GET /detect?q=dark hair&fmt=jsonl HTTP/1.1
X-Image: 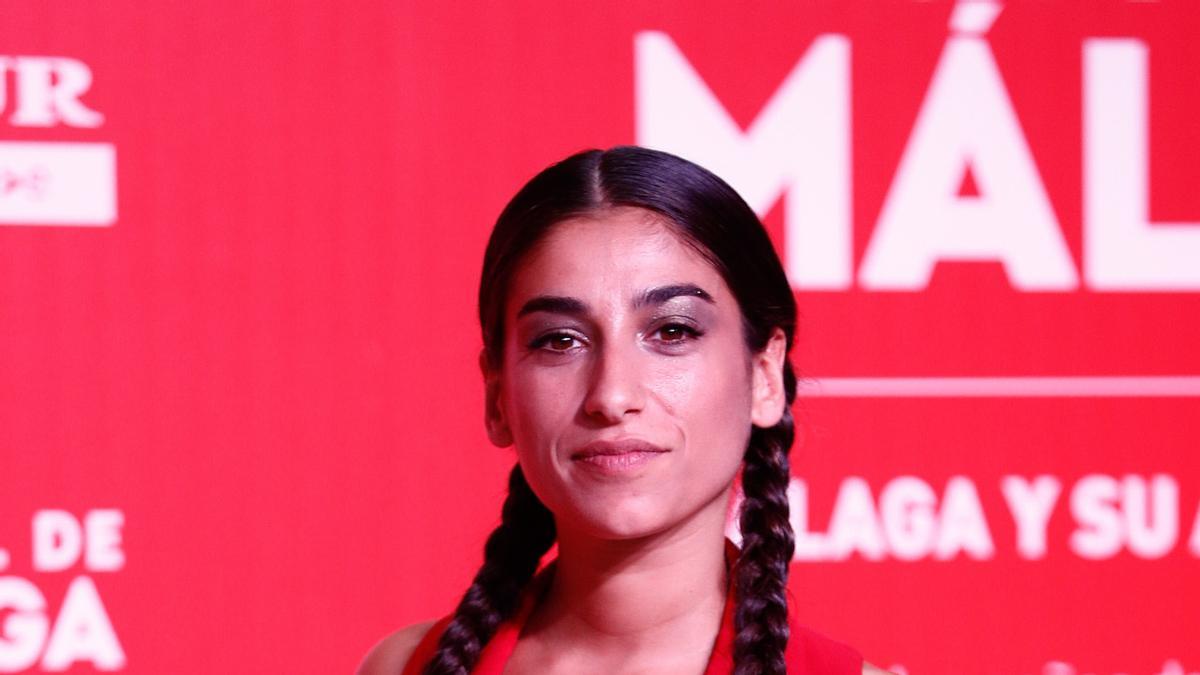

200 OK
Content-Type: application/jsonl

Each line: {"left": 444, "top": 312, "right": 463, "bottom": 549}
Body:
{"left": 424, "top": 146, "right": 798, "bottom": 675}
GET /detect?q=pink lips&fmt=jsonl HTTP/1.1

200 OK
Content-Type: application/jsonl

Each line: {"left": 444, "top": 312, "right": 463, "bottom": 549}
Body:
{"left": 570, "top": 439, "right": 669, "bottom": 475}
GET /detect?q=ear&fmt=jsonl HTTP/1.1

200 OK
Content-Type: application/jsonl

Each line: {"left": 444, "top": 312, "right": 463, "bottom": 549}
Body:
{"left": 480, "top": 349, "right": 514, "bottom": 447}
{"left": 750, "top": 328, "right": 788, "bottom": 428}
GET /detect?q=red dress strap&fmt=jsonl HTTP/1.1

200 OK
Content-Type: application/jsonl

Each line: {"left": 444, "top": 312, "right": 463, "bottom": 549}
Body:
{"left": 400, "top": 565, "right": 554, "bottom": 675}
{"left": 472, "top": 563, "right": 554, "bottom": 675}
{"left": 402, "top": 542, "right": 862, "bottom": 674}
{"left": 400, "top": 616, "right": 451, "bottom": 675}
{"left": 707, "top": 538, "right": 862, "bottom": 674}
{"left": 787, "top": 621, "right": 864, "bottom": 674}
{"left": 701, "top": 559, "right": 737, "bottom": 675}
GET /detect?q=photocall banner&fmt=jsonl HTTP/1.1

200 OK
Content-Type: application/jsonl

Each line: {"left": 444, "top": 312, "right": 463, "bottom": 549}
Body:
{"left": 1, "top": 1, "right": 1197, "bottom": 673}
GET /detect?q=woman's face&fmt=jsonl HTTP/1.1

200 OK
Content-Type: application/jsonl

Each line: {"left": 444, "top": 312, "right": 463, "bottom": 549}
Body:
{"left": 485, "top": 206, "right": 786, "bottom": 540}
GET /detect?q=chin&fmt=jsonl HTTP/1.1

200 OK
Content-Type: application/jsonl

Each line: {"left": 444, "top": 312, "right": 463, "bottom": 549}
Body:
{"left": 568, "top": 499, "right": 673, "bottom": 541}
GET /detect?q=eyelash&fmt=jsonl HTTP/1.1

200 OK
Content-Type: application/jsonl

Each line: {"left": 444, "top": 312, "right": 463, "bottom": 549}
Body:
{"left": 529, "top": 331, "right": 587, "bottom": 353}
{"left": 650, "top": 322, "right": 704, "bottom": 345}
{"left": 528, "top": 322, "right": 704, "bottom": 354}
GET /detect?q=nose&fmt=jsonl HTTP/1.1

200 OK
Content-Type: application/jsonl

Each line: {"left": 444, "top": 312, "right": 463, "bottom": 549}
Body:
{"left": 581, "top": 340, "right": 645, "bottom": 424}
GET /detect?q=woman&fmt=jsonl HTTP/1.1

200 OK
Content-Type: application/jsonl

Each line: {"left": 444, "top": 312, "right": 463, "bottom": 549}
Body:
{"left": 360, "top": 147, "right": 888, "bottom": 674}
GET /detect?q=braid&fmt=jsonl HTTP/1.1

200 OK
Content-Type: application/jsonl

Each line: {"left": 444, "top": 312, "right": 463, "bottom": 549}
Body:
{"left": 733, "top": 365, "right": 797, "bottom": 675}
{"left": 423, "top": 465, "right": 556, "bottom": 675}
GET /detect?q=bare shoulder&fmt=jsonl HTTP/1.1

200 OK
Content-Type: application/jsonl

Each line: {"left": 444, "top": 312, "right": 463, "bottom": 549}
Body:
{"left": 863, "top": 662, "right": 898, "bottom": 675}
{"left": 355, "top": 620, "right": 438, "bottom": 675}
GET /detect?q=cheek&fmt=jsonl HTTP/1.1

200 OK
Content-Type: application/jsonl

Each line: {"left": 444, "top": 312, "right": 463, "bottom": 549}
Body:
{"left": 502, "top": 362, "right": 583, "bottom": 449}
{"left": 650, "top": 347, "right": 753, "bottom": 424}
{"left": 648, "top": 349, "right": 756, "bottom": 478}
{"left": 499, "top": 363, "right": 588, "bottom": 516}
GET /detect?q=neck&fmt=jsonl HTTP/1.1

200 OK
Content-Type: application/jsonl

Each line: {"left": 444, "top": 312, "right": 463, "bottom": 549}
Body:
{"left": 532, "top": 488, "right": 733, "bottom": 650}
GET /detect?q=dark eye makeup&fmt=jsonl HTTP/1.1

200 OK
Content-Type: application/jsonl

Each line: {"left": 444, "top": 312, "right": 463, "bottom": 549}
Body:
{"left": 518, "top": 294, "right": 714, "bottom": 356}
{"left": 647, "top": 317, "right": 706, "bottom": 349}
{"left": 528, "top": 329, "right": 587, "bottom": 352}
{"left": 523, "top": 317, "right": 705, "bottom": 355}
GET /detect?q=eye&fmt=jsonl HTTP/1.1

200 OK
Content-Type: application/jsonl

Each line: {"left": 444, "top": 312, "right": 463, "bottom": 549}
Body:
{"left": 530, "top": 331, "right": 585, "bottom": 353}
{"left": 658, "top": 324, "right": 692, "bottom": 342}
{"left": 650, "top": 322, "right": 702, "bottom": 345}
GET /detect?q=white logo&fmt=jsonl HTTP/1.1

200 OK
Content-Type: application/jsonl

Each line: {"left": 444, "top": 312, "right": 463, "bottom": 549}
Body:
{"left": 0, "top": 56, "right": 116, "bottom": 227}
{"left": 636, "top": 1, "right": 1200, "bottom": 292}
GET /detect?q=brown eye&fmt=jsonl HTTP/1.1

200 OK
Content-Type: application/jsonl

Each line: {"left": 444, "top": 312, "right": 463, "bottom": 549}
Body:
{"left": 530, "top": 331, "right": 584, "bottom": 353}
{"left": 660, "top": 325, "right": 688, "bottom": 341}
{"left": 652, "top": 322, "right": 701, "bottom": 344}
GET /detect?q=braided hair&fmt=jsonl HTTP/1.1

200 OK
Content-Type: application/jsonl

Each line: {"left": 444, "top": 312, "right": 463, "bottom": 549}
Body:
{"left": 424, "top": 146, "right": 797, "bottom": 675}
{"left": 733, "top": 368, "right": 797, "bottom": 675}
{"left": 422, "top": 466, "right": 554, "bottom": 673}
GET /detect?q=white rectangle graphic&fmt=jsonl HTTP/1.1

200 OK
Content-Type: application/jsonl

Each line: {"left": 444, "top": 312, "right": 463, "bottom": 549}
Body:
{"left": 0, "top": 141, "right": 116, "bottom": 226}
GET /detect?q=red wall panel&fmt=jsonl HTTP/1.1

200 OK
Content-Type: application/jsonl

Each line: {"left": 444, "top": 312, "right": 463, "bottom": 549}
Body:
{"left": 1, "top": 2, "right": 1196, "bottom": 673}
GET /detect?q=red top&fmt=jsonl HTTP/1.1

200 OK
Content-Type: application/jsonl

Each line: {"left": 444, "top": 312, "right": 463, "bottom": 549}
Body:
{"left": 402, "top": 545, "right": 862, "bottom": 674}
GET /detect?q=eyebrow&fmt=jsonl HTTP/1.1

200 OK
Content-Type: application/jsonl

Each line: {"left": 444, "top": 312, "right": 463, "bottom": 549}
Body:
{"left": 635, "top": 283, "right": 714, "bottom": 309}
{"left": 517, "top": 295, "right": 588, "bottom": 318}
{"left": 516, "top": 283, "right": 714, "bottom": 319}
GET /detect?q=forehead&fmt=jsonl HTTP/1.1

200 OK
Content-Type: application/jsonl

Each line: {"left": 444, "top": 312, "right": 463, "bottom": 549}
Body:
{"left": 506, "top": 207, "right": 730, "bottom": 308}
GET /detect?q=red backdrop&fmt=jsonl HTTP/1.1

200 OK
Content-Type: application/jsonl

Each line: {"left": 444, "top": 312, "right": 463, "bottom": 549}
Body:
{"left": 1, "top": 2, "right": 1198, "bottom": 673}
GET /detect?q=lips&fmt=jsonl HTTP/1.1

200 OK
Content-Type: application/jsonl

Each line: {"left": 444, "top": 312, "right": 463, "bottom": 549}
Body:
{"left": 570, "top": 439, "right": 669, "bottom": 475}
